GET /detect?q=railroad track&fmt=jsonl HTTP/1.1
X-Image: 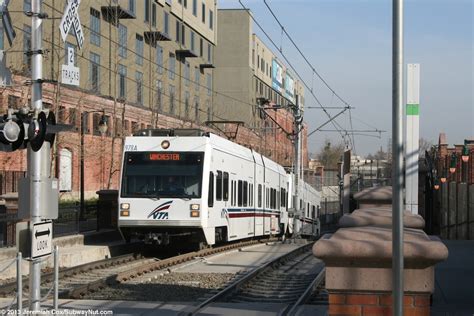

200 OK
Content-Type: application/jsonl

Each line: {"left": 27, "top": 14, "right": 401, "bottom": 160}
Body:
{"left": 0, "top": 252, "right": 146, "bottom": 298}
{"left": 0, "top": 238, "right": 278, "bottom": 300}
{"left": 183, "top": 242, "right": 326, "bottom": 315}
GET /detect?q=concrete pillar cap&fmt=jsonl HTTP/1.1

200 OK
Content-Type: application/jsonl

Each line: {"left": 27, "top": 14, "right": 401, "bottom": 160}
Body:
{"left": 339, "top": 208, "right": 425, "bottom": 229}
{"left": 313, "top": 226, "right": 448, "bottom": 269}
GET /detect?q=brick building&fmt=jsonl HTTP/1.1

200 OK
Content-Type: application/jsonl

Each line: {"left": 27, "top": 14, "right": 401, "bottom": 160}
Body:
{"left": 0, "top": 1, "right": 309, "bottom": 200}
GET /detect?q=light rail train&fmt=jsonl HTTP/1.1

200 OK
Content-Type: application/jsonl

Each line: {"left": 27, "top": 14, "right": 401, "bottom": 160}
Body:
{"left": 118, "top": 129, "right": 321, "bottom": 248}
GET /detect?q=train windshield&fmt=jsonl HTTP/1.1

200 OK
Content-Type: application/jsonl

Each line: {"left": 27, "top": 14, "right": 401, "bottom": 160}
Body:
{"left": 121, "top": 152, "right": 204, "bottom": 198}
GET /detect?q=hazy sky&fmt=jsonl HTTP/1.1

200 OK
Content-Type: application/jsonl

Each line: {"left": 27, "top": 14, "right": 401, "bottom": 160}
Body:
{"left": 219, "top": 0, "right": 473, "bottom": 157}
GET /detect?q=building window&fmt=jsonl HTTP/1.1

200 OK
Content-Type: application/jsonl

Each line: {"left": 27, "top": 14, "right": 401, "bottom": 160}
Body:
{"left": 206, "top": 73, "right": 211, "bottom": 96}
{"left": 152, "top": 3, "right": 157, "bottom": 27}
{"left": 200, "top": 38, "right": 203, "bottom": 57}
{"left": 24, "top": 0, "right": 31, "bottom": 11}
{"left": 118, "top": 24, "right": 127, "bottom": 58}
{"left": 118, "top": 64, "right": 127, "bottom": 99}
{"left": 59, "top": 148, "right": 72, "bottom": 192}
{"left": 90, "top": 52, "right": 100, "bottom": 92}
{"left": 185, "top": 62, "right": 190, "bottom": 86}
{"left": 202, "top": 2, "right": 206, "bottom": 23}
{"left": 135, "top": 34, "right": 144, "bottom": 65}
{"left": 169, "top": 85, "right": 175, "bottom": 114}
{"left": 190, "top": 31, "right": 195, "bottom": 52}
{"left": 23, "top": 25, "right": 31, "bottom": 71}
{"left": 185, "top": 91, "right": 190, "bottom": 119}
{"left": 194, "top": 96, "right": 199, "bottom": 122}
{"left": 0, "top": 21, "right": 3, "bottom": 50}
{"left": 181, "top": 24, "right": 186, "bottom": 46}
{"left": 209, "top": 10, "right": 213, "bottom": 30}
{"left": 90, "top": 8, "right": 101, "bottom": 46}
{"left": 207, "top": 100, "right": 211, "bottom": 121}
{"left": 156, "top": 44, "right": 163, "bottom": 74}
{"left": 207, "top": 43, "right": 212, "bottom": 63}
{"left": 144, "top": 0, "right": 150, "bottom": 22}
{"left": 129, "top": 0, "right": 135, "bottom": 14}
{"left": 192, "top": 0, "right": 197, "bottom": 16}
{"left": 164, "top": 12, "right": 169, "bottom": 35}
{"left": 194, "top": 67, "right": 200, "bottom": 91}
{"left": 168, "top": 53, "right": 175, "bottom": 80}
{"left": 136, "top": 71, "right": 143, "bottom": 104}
{"left": 175, "top": 21, "right": 180, "bottom": 43}
{"left": 156, "top": 80, "right": 163, "bottom": 112}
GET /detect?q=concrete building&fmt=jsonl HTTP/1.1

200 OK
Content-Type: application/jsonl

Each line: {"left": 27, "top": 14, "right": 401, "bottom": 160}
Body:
{"left": 213, "top": 9, "right": 307, "bottom": 167}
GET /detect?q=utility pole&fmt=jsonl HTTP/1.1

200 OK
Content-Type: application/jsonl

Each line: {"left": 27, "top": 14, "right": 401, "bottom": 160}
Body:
{"left": 294, "top": 95, "right": 303, "bottom": 235}
{"left": 29, "top": 0, "right": 47, "bottom": 311}
{"left": 392, "top": 0, "right": 404, "bottom": 314}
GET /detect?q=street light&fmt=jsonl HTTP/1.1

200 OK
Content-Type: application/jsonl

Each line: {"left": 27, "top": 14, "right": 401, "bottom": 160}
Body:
{"left": 80, "top": 110, "right": 108, "bottom": 222}
{"left": 449, "top": 152, "right": 457, "bottom": 174}
{"left": 461, "top": 145, "right": 469, "bottom": 163}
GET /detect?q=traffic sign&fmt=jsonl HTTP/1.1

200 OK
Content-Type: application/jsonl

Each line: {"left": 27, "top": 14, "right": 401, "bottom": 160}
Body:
{"left": 31, "top": 221, "right": 52, "bottom": 259}
{"left": 59, "top": 0, "right": 84, "bottom": 50}
{"left": 61, "top": 47, "right": 79, "bottom": 86}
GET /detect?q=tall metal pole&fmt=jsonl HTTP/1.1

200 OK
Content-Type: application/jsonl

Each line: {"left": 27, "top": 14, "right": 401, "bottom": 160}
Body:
{"left": 392, "top": 0, "right": 404, "bottom": 314}
{"left": 29, "top": 0, "right": 48, "bottom": 311}
{"left": 294, "top": 95, "right": 302, "bottom": 235}
{"left": 80, "top": 112, "right": 85, "bottom": 222}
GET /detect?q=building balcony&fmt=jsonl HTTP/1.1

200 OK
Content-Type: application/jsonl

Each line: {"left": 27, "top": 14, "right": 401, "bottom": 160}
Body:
{"left": 144, "top": 31, "right": 171, "bottom": 46}
{"left": 176, "top": 49, "right": 198, "bottom": 60}
{"left": 199, "top": 63, "right": 215, "bottom": 70}
{"left": 101, "top": 5, "right": 136, "bottom": 25}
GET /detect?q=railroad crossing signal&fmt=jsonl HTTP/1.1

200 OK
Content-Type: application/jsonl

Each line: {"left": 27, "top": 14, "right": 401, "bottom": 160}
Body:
{"left": 0, "top": 0, "right": 16, "bottom": 46}
{"left": 62, "top": 47, "right": 80, "bottom": 86}
{"left": 59, "top": 0, "right": 84, "bottom": 50}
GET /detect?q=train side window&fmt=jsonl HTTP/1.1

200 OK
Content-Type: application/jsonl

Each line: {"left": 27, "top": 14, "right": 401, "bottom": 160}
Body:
{"left": 230, "top": 180, "right": 234, "bottom": 206}
{"left": 223, "top": 172, "right": 229, "bottom": 201}
{"left": 243, "top": 181, "right": 248, "bottom": 207}
{"left": 216, "top": 171, "right": 222, "bottom": 201}
{"left": 250, "top": 184, "right": 253, "bottom": 207}
{"left": 238, "top": 180, "right": 243, "bottom": 207}
{"left": 258, "top": 184, "right": 262, "bottom": 208}
{"left": 277, "top": 189, "right": 280, "bottom": 209}
{"left": 208, "top": 172, "right": 214, "bottom": 207}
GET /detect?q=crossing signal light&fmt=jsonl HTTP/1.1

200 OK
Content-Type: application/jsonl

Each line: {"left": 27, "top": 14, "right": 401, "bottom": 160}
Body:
{"left": 0, "top": 109, "right": 71, "bottom": 152}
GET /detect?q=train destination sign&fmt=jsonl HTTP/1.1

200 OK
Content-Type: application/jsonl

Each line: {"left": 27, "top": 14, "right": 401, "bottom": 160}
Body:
{"left": 149, "top": 153, "right": 181, "bottom": 161}
{"left": 59, "top": 0, "right": 84, "bottom": 49}
{"left": 31, "top": 221, "right": 52, "bottom": 259}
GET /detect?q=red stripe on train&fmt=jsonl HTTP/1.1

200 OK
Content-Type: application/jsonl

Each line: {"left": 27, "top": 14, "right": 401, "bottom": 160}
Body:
{"left": 228, "top": 213, "right": 279, "bottom": 218}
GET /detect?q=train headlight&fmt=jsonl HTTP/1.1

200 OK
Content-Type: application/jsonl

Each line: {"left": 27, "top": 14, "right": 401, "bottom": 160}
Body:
{"left": 190, "top": 204, "right": 200, "bottom": 210}
{"left": 120, "top": 203, "right": 130, "bottom": 210}
{"left": 161, "top": 140, "right": 170, "bottom": 149}
{"left": 190, "top": 210, "right": 200, "bottom": 217}
{"left": 120, "top": 210, "right": 130, "bottom": 217}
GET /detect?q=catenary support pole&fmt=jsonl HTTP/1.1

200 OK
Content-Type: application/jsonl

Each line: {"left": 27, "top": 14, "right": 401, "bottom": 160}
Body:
{"left": 392, "top": 0, "right": 404, "bottom": 314}
{"left": 54, "top": 246, "right": 59, "bottom": 310}
{"left": 17, "top": 252, "right": 22, "bottom": 314}
{"left": 28, "top": 0, "right": 48, "bottom": 311}
{"left": 294, "top": 95, "right": 302, "bottom": 236}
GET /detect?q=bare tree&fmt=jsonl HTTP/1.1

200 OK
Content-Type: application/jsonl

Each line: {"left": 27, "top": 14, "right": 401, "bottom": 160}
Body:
{"left": 316, "top": 139, "right": 345, "bottom": 169}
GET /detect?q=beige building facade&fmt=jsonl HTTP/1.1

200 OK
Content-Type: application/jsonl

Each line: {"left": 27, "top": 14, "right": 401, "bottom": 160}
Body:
{"left": 214, "top": 9, "right": 305, "bottom": 130}
{"left": 4, "top": 0, "right": 217, "bottom": 124}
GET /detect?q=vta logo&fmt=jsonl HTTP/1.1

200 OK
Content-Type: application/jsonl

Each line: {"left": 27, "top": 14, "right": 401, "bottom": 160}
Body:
{"left": 148, "top": 201, "right": 172, "bottom": 219}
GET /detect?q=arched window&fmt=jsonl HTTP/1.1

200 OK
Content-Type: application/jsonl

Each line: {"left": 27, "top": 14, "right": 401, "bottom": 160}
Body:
{"left": 59, "top": 148, "right": 72, "bottom": 191}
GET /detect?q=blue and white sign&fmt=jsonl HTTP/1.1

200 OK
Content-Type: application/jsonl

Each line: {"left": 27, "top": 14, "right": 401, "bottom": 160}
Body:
{"left": 285, "top": 73, "right": 295, "bottom": 104}
{"left": 272, "top": 59, "right": 283, "bottom": 94}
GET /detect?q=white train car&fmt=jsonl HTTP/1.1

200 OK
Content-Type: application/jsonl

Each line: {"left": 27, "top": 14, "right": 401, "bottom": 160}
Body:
{"left": 118, "top": 129, "right": 290, "bottom": 248}
{"left": 287, "top": 175, "right": 321, "bottom": 238}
